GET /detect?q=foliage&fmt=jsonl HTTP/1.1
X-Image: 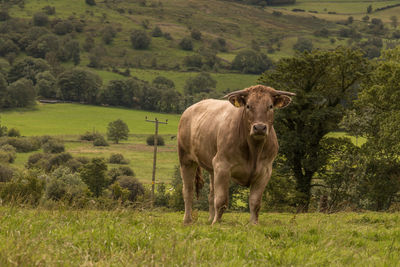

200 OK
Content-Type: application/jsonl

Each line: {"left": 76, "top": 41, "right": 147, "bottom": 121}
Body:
{"left": 85, "top": 0, "right": 96, "bottom": 6}
{"left": 107, "top": 119, "right": 129, "bottom": 144}
{"left": 0, "top": 163, "right": 14, "bottom": 182}
{"left": 93, "top": 135, "right": 109, "bottom": 146}
{"left": 35, "top": 71, "right": 57, "bottom": 98}
{"left": 293, "top": 37, "right": 313, "bottom": 53}
{"left": 45, "top": 167, "right": 89, "bottom": 202}
{"left": 259, "top": 47, "right": 370, "bottom": 210}
{"left": 232, "top": 50, "right": 272, "bottom": 74}
{"left": 0, "top": 144, "right": 16, "bottom": 163}
{"left": 191, "top": 29, "right": 202, "bottom": 40}
{"left": 146, "top": 135, "right": 165, "bottom": 146}
{"left": 58, "top": 68, "right": 102, "bottom": 104}
{"left": 8, "top": 57, "right": 50, "bottom": 85}
{"left": 7, "top": 128, "right": 20, "bottom": 137}
{"left": 114, "top": 176, "right": 145, "bottom": 202}
{"left": 80, "top": 131, "right": 102, "bottom": 141}
{"left": 184, "top": 72, "right": 216, "bottom": 95}
{"left": 0, "top": 136, "right": 41, "bottom": 152}
{"left": 151, "top": 26, "right": 163, "bottom": 37}
{"left": 130, "top": 30, "right": 151, "bottom": 49}
{"left": 5, "top": 78, "right": 36, "bottom": 108}
{"left": 152, "top": 76, "right": 175, "bottom": 89}
{"left": 0, "top": 169, "right": 45, "bottom": 205}
{"left": 32, "top": 12, "right": 48, "bottom": 27}
{"left": 107, "top": 166, "right": 135, "bottom": 184}
{"left": 109, "top": 153, "right": 129, "bottom": 164}
{"left": 53, "top": 20, "right": 74, "bottom": 35}
{"left": 42, "top": 139, "right": 65, "bottom": 154}
{"left": 179, "top": 37, "right": 193, "bottom": 51}
{"left": 80, "top": 157, "right": 108, "bottom": 197}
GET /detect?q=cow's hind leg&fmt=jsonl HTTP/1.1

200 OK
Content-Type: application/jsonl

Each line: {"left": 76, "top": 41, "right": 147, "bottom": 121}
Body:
{"left": 208, "top": 173, "right": 215, "bottom": 224}
{"left": 181, "top": 163, "right": 197, "bottom": 225}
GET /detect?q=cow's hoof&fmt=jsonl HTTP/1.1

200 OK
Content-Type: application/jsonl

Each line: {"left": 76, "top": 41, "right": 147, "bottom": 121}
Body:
{"left": 183, "top": 219, "right": 193, "bottom": 226}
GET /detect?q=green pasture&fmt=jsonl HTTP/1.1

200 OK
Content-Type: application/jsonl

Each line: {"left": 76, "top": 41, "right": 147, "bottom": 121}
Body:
{"left": 1, "top": 103, "right": 180, "bottom": 136}
{"left": 0, "top": 207, "right": 399, "bottom": 266}
{"left": 93, "top": 68, "right": 259, "bottom": 93}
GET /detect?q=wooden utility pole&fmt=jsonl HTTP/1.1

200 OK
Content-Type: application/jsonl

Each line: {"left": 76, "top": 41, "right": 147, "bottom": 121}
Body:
{"left": 145, "top": 116, "right": 168, "bottom": 207}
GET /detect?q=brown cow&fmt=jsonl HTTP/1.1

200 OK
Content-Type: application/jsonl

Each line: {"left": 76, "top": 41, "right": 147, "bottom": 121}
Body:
{"left": 178, "top": 85, "right": 295, "bottom": 225}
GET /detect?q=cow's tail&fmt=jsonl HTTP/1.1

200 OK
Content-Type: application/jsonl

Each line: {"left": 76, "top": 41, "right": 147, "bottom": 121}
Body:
{"left": 195, "top": 166, "right": 204, "bottom": 199}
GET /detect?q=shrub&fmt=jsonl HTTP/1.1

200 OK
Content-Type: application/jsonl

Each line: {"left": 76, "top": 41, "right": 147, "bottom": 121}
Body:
{"left": 1, "top": 137, "right": 41, "bottom": 152}
{"left": 108, "top": 166, "right": 135, "bottom": 184}
{"left": 64, "top": 158, "right": 82, "bottom": 172}
{"left": 0, "top": 163, "right": 14, "bottom": 182}
{"left": 93, "top": 135, "right": 109, "bottom": 146}
{"left": 33, "top": 12, "right": 49, "bottom": 26}
{"left": 45, "top": 167, "right": 88, "bottom": 202}
{"left": 42, "top": 6, "right": 56, "bottom": 15}
{"left": 80, "top": 157, "right": 108, "bottom": 197}
{"left": 80, "top": 131, "right": 102, "bottom": 141}
{"left": 0, "top": 10, "right": 10, "bottom": 21}
{"left": 109, "top": 153, "right": 129, "bottom": 164}
{"left": 155, "top": 182, "right": 170, "bottom": 207}
{"left": 146, "top": 135, "right": 165, "bottom": 146}
{"left": 191, "top": 29, "right": 202, "bottom": 40}
{"left": 110, "top": 182, "right": 130, "bottom": 201}
{"left": 54, "top": 20, "right": 74, "bottom": 35}
{"left": 293, "top": 37, "right": 313, "bottom": 53}
{"left": 0, "top": 170, "right": 45, "bottom": 205}
{"left": 179, "top": 37, "right": 193, "bottom": 51}
{"left": 130, "top": 30, "right": 151, "bottom": 49}
{"left": 0, "top": 144, "right": 16, "bottom": 163}
{"left": 42, "top": 139, "right": 65, "bottom": 153}
{"left": 115, "top": 176, "right": 144, "bottom": 202}
{"left": 183, "top": 55, "right": 203, "bottom": 69}
{"left": 152, "top": 76, "right": 175, "bottom": 89}
{"left": 152, "top": 26, "right": 163, "bottom": 37}
{"left": 164, "top": 32, "right": 172, "bottom": 40}
{"left": 47, "top": 153, "right": 73, "bottom": 172}
{"left": 86, "top": 0, "right": 96, "bottom": 6}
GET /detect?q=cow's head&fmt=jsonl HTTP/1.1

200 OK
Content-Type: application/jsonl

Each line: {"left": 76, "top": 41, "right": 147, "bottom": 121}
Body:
{"left": 224, "top": 85, "right": 295, "bottom": 140}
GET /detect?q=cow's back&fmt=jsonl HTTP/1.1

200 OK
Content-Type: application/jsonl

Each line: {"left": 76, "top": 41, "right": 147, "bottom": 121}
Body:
{"left": 178, "top": 99, "right": 237, "bottom": 171}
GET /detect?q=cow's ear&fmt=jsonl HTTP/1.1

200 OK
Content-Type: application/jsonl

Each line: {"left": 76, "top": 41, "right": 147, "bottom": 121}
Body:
{"left": 274, "top": 95, "right": 292, "bottom": 109}
{"left": 228, "top": 95, "right": 246, "bottom": 108}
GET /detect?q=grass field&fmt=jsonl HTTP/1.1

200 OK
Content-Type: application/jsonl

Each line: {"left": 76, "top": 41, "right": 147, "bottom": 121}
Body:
{"left": 0, "top": 207, "right": 399, "bottom": 266}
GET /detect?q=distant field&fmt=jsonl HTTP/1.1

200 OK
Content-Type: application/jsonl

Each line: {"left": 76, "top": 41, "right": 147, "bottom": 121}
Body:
{"left": 1, "top": 207, "right": 399, "bottom": 266}
{"left": 93, "top": 68, "right": 259, "bottom": 93}
{"left": 1, "top": 103, "right": 180, "bottom": 136}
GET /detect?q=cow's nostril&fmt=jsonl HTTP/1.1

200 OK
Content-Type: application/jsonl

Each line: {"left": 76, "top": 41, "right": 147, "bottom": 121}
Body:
{"left": 253, "top": 124, "right": 267, "bottom": 133}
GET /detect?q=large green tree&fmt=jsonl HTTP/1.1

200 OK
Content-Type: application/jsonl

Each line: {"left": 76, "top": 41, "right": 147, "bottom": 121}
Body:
{"left": 259, "top": 47, "right": 370, "bottom": 210}
{"left": 107, "top": 119, "right": 129, "bottom": 144}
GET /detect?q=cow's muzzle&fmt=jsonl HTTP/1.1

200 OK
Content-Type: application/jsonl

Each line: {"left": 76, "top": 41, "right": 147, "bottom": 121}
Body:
{"left": 251, "top": 123, "right": 267, "bottom": 138}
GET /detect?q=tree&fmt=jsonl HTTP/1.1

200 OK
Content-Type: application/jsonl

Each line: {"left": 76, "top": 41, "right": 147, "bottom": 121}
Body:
{"left": 367, "top": 4, "right": 372, "bottom": 14}
{"left": 258, "top": 47, "right": 370, "bottom": 211}
{"left": 80, "top": 158, "right": 107, "bottom": 197}
{"left": 184, "top": 72, "right": 216, "bottom": 95}
{"left": 26, "top": 34, "right": 59, "bottom": 59}
{"left": 232, "top": 50, "right": 273, "bottom": 74}
{"left": 130, "top": 30, "right": 151, "bottom": 49}
{"left": 0, "top": 73, "right": 7, "bottom": 108}
{"left": 57, "top": 68, "right": 102, "bottom": 103}
{"left": 35, "top": 71, "right": 57, "bottom": 99}
{"left": 8, "top": 57, "right": 50, "bottom": 84}
{"left": 6, "top": 78, "right": 36, "bottom": 108}
{"left": 102, "top": 25, "right": 116, "bottom": 44}
{"left": 152, "top": 76, "right": 175, "bottom": 89}
{"left": 107, "top": 119, "right": 129, "bottom": 144}
{"left": 85, "top": 0, "right": 96, "bottom": 6}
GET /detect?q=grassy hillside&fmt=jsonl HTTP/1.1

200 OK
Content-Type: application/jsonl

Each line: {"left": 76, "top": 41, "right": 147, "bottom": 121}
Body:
{"left": 1, "top": 207, "right": 399, "bottom": 266}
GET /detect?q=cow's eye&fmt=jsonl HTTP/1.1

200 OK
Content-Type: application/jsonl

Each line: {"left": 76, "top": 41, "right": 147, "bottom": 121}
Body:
{"left": 269, "top": 105, "right": 273, "bottom": 109}
{"left": 246, "top": 105, "right": 250, "bottom": 109}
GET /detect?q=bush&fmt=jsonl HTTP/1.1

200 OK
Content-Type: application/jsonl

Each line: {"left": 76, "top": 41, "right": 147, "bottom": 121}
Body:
{"left": 80, "top": 131, "right": 102, "bottom": 141}
{"left": 152, "top": 26, "right": 163, "bottom": 37}
{"left": 33, "top": 12, "right": 49, "bottom": 26}
{"left": 0, "top": 144, "right": 16, "bottom": 163}
{"left": 54, "top": 20, "right": 74, "bottom": 35}
{"left": 1, "top": 137, "right": 41, "bottom": 152}
{"left": 130, "top": 30, "right": 151, "bottom": 49}
{"left": 42, "top": 6, "right": 56, "bottom": 15}
{"left": 115, "top": 176, "right": 144, "bottom": 202}
{"left": 93, "top": 135, "right": 109, "bottom": 146}
{"left": 80, "top": 157, "right": 108, "bottom": 197}
{"left": 191, "top": 29, "right": 202, "bottom": 40}
{"left": 0, "top": 163, "right": 14, "bottom": 182}
{"left": 179, "top": 37, "right": 193, "bottom": 51}
{"left": 152, "top": 76, "right": 175, "bottom": 89}
{"left": 47, "top": 153, "right": 73, "bottom": 172}
{"left": 146, "top": 135, "right": 165, "bottom": 146}
{"left": 42, "top": 139, "right": 65, "bottom": 153}
{"left": 109, "top": 153, "right": 129, "bottom": 164}
{"left": 293, "top": 37, "right": 313, "bottom": 53}
{"left": 0, "top": 170, "right": 45, "bottom": 205}
{"left": 86, "top": 0, "right": 96, "bottom": 6}
{"left": 45, "top": 167, "right": 89, "bottom": 202}
{"left": 108, "top": 166, "right": 135, "bottom": 184}
{"left": 183, "top": 55, "right": 203, "bottom": 69}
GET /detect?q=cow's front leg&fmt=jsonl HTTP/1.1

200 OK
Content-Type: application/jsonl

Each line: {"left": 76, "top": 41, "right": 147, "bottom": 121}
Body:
{"left": 249, "top": 175, "right": 269, "bottom": 225}
{"left": 212, "top": 161, "right": 230, "bottom": 225}
{"left": 208, "top": 173, "right": 215, "bottom": 224}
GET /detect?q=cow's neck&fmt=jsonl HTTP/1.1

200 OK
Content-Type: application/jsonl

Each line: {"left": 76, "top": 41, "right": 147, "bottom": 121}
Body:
{"left": 239, "top": 111, "right": 267, "bottom": 173}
